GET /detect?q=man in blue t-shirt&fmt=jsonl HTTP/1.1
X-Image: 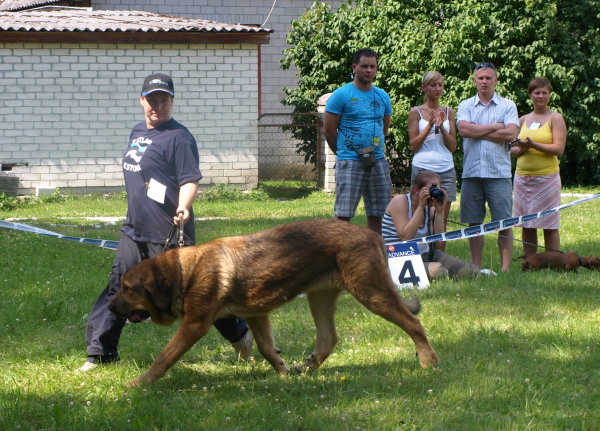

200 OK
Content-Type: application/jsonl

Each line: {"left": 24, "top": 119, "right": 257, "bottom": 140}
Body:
{"left": 324, "top": 48, "right": 393, "bottom": 234}
{"left": 78, "top": 73, "right": 251, "bottom": 371}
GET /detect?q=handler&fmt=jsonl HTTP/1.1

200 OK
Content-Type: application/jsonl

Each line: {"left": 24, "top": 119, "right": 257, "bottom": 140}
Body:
{"left": 78, "top": 73, "right": 252, "bottom": 371}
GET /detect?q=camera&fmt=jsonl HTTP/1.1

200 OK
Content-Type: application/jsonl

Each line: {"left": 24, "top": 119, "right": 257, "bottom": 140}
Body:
{"left": 359, "top": 151, "right": 376, "bottom": 168}
{"left": 429, "top": 183, "right": 445, "bottom": 202}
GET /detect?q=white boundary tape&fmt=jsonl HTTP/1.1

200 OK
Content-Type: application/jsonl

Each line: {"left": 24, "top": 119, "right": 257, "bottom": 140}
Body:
{"left": 405, "top": 192, "right": 600, "bottom": 246}
{"left": 0, "top": 220, "right": 118, "bottom": 250}
{"left": 1, "top": 192, "right": 599, "bottom": 251}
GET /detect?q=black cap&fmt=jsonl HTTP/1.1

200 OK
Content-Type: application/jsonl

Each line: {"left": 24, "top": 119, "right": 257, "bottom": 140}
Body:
{"left": 141, "top": 73, "right": 175, "bottom": 97}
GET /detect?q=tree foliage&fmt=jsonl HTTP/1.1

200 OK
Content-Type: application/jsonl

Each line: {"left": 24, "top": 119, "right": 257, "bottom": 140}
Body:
{"left": 282, "top": 0, "right": 600, "bottom": 186}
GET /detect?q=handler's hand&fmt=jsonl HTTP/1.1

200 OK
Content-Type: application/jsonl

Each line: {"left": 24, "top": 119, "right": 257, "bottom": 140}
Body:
{"left": 173, "top": 208, "right": 190, "bottom": 225}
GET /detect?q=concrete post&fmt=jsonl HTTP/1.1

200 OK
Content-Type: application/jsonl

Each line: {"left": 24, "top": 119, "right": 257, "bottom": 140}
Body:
{"left": 316, "top": 93, "right": 336, "bottom": 192}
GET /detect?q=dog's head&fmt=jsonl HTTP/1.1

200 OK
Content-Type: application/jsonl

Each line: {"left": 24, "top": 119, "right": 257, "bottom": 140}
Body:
{"left": 109, "top": 253, "right": 182, "bottom": 326}
{"left": 581, "top": 256, "right": 600, "bottom": 270}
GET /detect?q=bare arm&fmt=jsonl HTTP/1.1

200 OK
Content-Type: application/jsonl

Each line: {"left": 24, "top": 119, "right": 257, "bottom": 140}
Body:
{"left": 387, "top": 192, "right": 429, "bottom": 241}
{"left": 175, "top": 181, "right": 198, "bottom": 224}
{"left": 438, "top": 108, "right": 457, "bottom": 152}
{"left": 457, "top": 120, "right": 503, "bottom": 139}
{"left": 383, "top": 114, "right": 391, "bottom": 136}
{"left": 519, "top": 114, "right": 567, "bottom": 156}
{"left": 457, "top": 121, "right": 518, "bottom": 143}
{"left": 323, "top": 111, "right": 340, "bottom": 154}
{"left": 484, "top": 123, "right": 519, "bottom": 143}
{"left": 408, "top": 107, "right": 433, "bottom": 153}
{"left": 430, "top": 195, "right": 447, "bottom": 235}
{"left": 511, "top": 115, "right": 527, "bottom": 158}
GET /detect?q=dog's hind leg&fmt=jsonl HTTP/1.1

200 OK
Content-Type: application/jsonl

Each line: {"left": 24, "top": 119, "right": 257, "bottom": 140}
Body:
{"left": 346, "top": 272, "right": 438, "bottom": 369}
{"left": 245, "top": 315, "right": 289, "bottom": 374}
{"left": 293, "top": 289, "right": 342, "bottom": 372}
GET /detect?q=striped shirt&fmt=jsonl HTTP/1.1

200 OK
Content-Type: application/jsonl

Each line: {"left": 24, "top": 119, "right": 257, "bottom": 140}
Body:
{"left": 457, "top": 93, "right": 519, "bottom": 178}
{"left": 382, "top": 194, "right": 430, "bottom": 254}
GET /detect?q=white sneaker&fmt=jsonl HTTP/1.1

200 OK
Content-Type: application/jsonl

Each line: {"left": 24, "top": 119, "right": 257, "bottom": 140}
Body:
{"left": 231, "top": 331, "right": 253, "bottom": 360}
{"left": 77, "top": 360, "right": 98, "bottom": 372}
{"left": 479, "top": 269, "right": 498, "bottom": 276}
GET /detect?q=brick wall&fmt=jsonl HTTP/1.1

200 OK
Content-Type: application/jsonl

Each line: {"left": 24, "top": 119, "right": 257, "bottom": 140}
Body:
{"left": 93, "top": 0, "right": 341, "bottom": 114}
{"left": 0, "top": 43, "right": 259, "bottom": 194}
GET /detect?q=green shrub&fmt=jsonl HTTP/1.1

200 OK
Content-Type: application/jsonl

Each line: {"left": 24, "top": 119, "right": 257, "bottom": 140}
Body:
{"left": 0, "top": 192, "right": 19, "bottom": 211}
{"left": 283, "top": 0, "right": 600, "bottom": 186}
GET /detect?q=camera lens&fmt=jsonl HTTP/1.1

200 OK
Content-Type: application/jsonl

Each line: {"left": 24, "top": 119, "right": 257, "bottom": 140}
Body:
{"left": 429, "top": 184, "right": 444, "bottom": 202}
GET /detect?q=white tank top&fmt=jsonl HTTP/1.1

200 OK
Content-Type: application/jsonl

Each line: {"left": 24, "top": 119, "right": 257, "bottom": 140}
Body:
{"left": 412, "top": 107, "right": 454, "bottom": 172}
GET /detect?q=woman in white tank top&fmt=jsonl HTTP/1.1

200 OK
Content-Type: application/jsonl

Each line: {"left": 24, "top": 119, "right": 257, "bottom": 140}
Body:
{"left": 407, "top": 71, "right": 457, "bottom": 251}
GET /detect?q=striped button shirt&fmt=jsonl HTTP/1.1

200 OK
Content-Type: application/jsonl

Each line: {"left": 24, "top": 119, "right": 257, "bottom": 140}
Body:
{"left": 457, "top": 93, "right": 519, "bottom": 178}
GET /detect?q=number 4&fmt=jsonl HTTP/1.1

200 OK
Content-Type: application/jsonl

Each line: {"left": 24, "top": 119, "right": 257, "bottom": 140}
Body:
{"left": 398, "top": 260, "right": 420, "bottom": 286}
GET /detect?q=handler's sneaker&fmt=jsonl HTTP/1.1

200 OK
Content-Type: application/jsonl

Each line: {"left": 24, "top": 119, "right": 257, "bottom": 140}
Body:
{"left": 231, "top": 331, "right": 253, "bottom": 360}
{"left": 76, "top": 355, "right": 119, "bottom": 372}
{"left": 77, "top": 360, "right": 98, "bottom": 372}
{"left": 479, "top": 269, "right": 498, "bottom": 277}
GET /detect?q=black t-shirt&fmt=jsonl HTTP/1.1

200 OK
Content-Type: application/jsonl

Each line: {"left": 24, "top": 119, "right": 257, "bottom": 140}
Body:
{"left": 121, "top": 118, "right": 201, "bottom": 244}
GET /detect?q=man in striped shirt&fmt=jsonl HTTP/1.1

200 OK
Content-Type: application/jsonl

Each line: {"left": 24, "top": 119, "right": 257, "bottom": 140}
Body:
{"left": 457, "top": 62, "right": 519, "bottom": 272}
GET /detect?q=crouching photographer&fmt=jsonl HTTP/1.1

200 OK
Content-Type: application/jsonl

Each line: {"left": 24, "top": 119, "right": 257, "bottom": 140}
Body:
{"left": 382, "top": 170, "right": 493, "bottom": 278}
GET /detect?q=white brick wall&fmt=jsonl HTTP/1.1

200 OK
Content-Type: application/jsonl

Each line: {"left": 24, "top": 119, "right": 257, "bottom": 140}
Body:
{"left": 93, "top": 0, "right": 342, "bottom": 114}
{"left": 0, "top": 43, "right": 259, "bottom": 194}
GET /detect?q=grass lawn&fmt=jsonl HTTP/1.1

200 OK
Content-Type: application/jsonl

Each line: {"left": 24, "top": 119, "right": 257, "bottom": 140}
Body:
{"left": 1, "top": 183, "right": 599, "bottom": 431}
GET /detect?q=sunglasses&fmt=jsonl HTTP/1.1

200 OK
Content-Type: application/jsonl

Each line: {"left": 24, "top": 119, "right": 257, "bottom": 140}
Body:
{"left": 475, "top": 62, "right": 496, "bottom": 70}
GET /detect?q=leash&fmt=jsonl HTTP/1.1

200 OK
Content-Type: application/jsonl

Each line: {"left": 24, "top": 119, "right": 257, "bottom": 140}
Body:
{"left": 163, "top": 211, "right": 185, "bottom": 252}
{"left": 445, "top": 219, "right": 565, "bottom": 254}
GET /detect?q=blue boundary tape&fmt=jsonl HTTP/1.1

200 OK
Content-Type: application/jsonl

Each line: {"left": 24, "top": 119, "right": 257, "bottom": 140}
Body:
{"left": 1, "top": 193, "right": 599, "bottom": 250}
{"left": 0, "top": 220, "right": 118, "bottom": 250}
{"left": 406, "top": 192, "right": 600, "bottom": 246}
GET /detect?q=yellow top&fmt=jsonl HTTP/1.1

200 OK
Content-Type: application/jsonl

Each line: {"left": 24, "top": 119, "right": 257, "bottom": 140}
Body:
{"left": 516, "top": 113, "right": 559, "bottom": 176}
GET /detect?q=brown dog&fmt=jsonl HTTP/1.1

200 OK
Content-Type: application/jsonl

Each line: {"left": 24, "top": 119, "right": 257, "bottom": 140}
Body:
{"left": 109, "top": 218, "right": 438, "bottom": 386}
{"left": 518, "top": 251, "right": 600, "bottom": 271}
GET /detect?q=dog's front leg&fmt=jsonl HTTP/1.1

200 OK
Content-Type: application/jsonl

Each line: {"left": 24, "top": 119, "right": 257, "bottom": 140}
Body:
{"left": 245, "top": 315, "right": 289, "bottom": 374}
{"left": 293, "top": 290, "right": 340, "bottom": 372}
{"left": 127, "top": 319, "right": 211, "bottom": 387}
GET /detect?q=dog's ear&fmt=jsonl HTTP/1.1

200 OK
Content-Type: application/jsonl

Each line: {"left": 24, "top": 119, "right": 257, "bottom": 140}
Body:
{"left": 147, "top": 264, "right": 174, "bottom": 313}
{"left": 146, "top": 255, "right": 182, "bottom": 317}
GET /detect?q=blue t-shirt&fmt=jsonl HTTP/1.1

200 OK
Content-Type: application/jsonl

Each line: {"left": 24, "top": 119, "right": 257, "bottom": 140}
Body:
{"left": 121, "top": 118, "right": 202, "bottom": 244}
{"left": 325, "top": 82, "right": 392, "bottom": 160}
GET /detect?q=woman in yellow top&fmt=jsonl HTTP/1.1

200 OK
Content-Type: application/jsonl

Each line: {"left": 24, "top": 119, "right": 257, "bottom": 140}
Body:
{"left": 511, "top": 78, "right": 567, "bottom": 255}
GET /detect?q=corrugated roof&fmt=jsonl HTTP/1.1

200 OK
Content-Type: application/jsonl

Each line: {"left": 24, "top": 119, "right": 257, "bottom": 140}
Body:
{"left": 0, "top": 8, "right": 273, "bottom": 33}
{"left": 0, "top": 0, "right": 62, "bottom": 12}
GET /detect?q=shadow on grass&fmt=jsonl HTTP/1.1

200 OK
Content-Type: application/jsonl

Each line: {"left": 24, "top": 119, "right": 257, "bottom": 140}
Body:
{"left": 259, "top": 184, "right": 319, "bottom": 200}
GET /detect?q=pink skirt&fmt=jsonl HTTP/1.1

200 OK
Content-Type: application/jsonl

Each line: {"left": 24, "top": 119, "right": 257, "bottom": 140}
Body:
{"left": 513, "top": 172, "right": 561, "bottom": 229}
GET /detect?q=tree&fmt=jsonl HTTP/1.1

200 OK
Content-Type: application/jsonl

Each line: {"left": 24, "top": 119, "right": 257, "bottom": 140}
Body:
{"left": 282, "top": 0, "right": 600, "bottom": 186}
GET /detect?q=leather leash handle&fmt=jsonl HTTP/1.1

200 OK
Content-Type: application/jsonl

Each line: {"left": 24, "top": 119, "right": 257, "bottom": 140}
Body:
{"left": 177, "top": 210, "right": 185, "bottom": 248}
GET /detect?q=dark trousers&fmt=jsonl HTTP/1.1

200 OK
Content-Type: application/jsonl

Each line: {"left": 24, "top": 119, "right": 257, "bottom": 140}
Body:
{"left": 85, "top": 232, "right": 248, "bottom": 358}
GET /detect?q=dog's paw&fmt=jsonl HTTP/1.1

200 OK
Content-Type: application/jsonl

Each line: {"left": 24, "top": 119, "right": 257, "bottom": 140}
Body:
{"left": 417, "top": 349, "right": 439, "bottom": 370}
{"left": 125, "top": 373, "right": 155, "bottom": 387}
{"left": 125, "top": 377, "right": 143, "bottom": 388}
{"left": 292, "top": 352, "right": 320, "bottom": 373}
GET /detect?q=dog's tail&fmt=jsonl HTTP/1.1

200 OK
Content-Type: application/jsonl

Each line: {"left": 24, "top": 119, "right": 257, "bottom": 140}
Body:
{"left": 403, "top": 297, "right": 421, "bottom": 315}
